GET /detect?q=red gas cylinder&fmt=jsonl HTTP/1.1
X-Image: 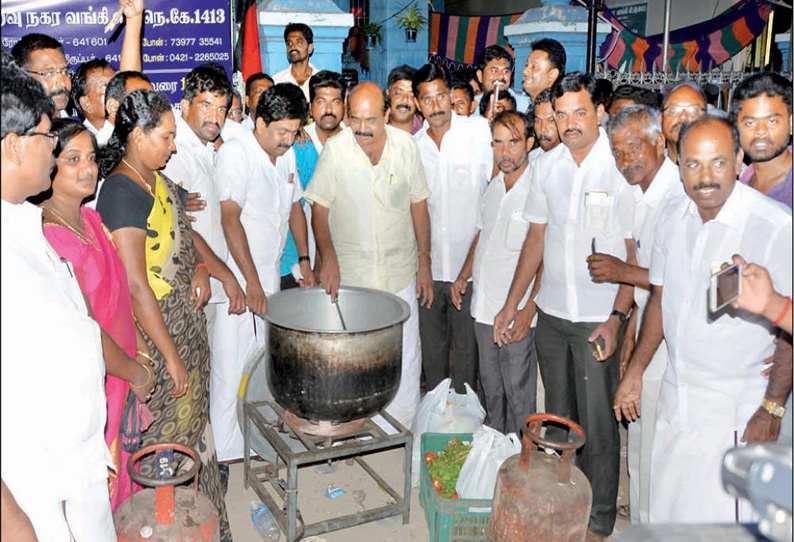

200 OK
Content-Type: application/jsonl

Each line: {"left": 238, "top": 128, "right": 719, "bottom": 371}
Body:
{"left": 489, "top": 414, "right": 592, "bottom": 542}
{"left": 114, "top": 443, "right": 219, "bottom": 542}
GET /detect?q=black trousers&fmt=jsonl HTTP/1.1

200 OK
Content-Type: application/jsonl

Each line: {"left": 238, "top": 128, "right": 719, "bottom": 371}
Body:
{"left": 535, "top": 308, "right": 622, "bottom": 536}
{"left": 418, "top": 280, "right": 479, "bottom": 394}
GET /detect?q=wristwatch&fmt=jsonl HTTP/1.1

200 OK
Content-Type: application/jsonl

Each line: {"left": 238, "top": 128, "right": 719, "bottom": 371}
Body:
{"left": 761, "top": 398, "right": 786, "bottom": 418}
{"left": 611, "top": 309, "right": 628, "bottom": 324}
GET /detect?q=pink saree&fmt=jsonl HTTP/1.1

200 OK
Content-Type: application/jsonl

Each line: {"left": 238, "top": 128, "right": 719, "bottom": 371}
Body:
{"left": 43, "top": 206, "right": 139, "bottom": 511}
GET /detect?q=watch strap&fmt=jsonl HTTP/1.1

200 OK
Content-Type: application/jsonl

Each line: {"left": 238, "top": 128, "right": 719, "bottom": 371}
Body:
{"left": 611, "top": 309, "right": 628, "bottom": 324}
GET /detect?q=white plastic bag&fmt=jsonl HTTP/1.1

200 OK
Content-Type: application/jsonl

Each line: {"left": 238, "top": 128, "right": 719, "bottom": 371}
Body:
{"left": 455, "top": 425, "right": 521, "bottom": 500}
{"left": 410, "top": 378, "right": 485, "bottom": 487}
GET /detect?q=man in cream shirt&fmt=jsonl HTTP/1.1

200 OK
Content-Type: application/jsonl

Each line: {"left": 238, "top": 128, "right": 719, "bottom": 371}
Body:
{"left": 412, "top": 62, "right": 492, "bottom": 394}
{"left": 305, "top": 81, "right": 433, "bottom": 429}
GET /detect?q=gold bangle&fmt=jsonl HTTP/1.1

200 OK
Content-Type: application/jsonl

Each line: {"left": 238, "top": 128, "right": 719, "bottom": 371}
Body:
{"left": 130, "top": 362, "right": 153, "bottom": 390}
{"left": 418, "top": 250, "right": 432, "bottom": 261}
{"left": 136, "top": 350, "right": 155, "bottom": 366}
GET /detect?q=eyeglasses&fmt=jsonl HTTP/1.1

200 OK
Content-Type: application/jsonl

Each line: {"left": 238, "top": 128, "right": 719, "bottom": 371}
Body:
{"left": 228, "top": 109, "right": 243, "bottom": 120}
{"left": 27, "top": 67, "right": 72, "bottom": 80}
{"left": 663, "top": 104, "right": 705, "bottom": 117}
{"left": 24, "top": 130, "right": 59, "bottom": 148}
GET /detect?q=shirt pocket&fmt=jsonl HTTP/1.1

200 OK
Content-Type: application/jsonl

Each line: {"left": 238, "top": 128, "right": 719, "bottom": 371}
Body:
{"left": 505, "top": 212, "right": 529, "bottom": 251}
{"left": 584, "top": 191, "right": 614, "bottom": 233}
{"left": 383, "top": 174, "right": 410, "bottom": 210}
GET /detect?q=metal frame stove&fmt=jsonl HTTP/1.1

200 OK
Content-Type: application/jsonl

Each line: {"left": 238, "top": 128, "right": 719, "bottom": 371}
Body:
{"left": 243, "top": 400, "right": 413, "bottom": 540}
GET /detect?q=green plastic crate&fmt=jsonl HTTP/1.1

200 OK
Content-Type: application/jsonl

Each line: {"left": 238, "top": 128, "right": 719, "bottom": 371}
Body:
{"left": 419, "top": 433, "right": 492, "bottom": 542}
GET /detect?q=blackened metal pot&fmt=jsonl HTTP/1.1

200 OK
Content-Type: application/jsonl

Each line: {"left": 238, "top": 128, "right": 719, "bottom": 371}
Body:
{"left": 264, "top": 286, "right": 410, "bottom": 423}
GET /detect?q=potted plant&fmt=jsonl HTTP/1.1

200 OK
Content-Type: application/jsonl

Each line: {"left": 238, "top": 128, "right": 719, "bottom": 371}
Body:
{"left": 359, "top": 21, "right": 382, "bottom": 50}
{"left": 396, "top": 3, "right": 427, "bottom": 43}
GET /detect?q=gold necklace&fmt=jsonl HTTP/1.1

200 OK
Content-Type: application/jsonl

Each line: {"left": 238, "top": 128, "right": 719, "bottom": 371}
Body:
{"left": 42, "top": 203, "right": 94, "bottom": 247}
{"left": 121, "top": 158, "right": 156, "bottom": 197}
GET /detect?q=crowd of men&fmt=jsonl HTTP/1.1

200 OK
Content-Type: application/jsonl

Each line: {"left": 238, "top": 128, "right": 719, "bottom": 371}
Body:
{"left": 1, "top": 4, "right": 792, "bottom": 541}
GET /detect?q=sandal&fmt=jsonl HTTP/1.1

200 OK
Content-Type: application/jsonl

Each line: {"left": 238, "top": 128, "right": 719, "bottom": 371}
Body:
{"left": 617, "top": 503, "right": 631, "bottom": 519}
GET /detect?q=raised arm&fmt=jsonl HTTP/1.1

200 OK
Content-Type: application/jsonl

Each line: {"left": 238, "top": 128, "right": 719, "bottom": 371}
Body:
{"left": 119, "top": 0, "right": 144, "bottom": 72}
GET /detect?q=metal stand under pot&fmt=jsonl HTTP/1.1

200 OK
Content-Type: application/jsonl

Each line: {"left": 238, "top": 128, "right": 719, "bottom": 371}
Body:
{"left": 240, "top": 286, "right": 414, "bottom": 540}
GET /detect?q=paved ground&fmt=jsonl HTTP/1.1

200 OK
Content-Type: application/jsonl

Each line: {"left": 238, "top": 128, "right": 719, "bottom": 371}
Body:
{"left": 224, "top": 425, "right": 631, "bottom": 541}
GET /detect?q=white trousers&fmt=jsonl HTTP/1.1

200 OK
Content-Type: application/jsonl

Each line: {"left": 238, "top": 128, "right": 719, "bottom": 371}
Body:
{"left": 648, "top": 381, "right": 759, "bottom": 524}
{"left": 384, "top": 280, "right": 421, "bottom": 430}
{"left": 16, "top": 480, "right": 116, "bottom": 542}
{"left": 210, "top": 304, "right": 267, "bottom": 462}
{"left": 627, "top": 341, "right": 667, "bottom": 524}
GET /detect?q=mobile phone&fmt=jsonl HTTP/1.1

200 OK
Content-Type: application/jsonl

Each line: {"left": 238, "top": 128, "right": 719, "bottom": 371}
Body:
{"left": 709, "top": 263, "right": 742, "bottom": 313}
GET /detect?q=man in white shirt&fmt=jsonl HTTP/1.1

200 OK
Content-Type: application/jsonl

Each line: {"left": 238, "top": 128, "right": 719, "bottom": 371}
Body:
{"left": 474, "top": 45, "right": 529, "bottom": 120}
{"left": 212, "top": 83, "right": 314, "bottom": 462}
{"left": 494, "top": 73, "right": 637, "bottom": 541}
{"left": 528, "top": 88, "right": 561, "bottom": 164}
{"left": 661, "top": 82, "right": 706, "bottom": 165}
{"left": 614, "top": 116, "right": 792, "bottom": 523}
{"left": 1, "top": 63, "right": 116, "bottom": 542}
{"left": 273, "top": 23, "right": 317, "bottom": 103}
{"left": 587, "top": 105, "right": 684, "bottom": 524}
{"left": 412, "top": 63, "right": 492, "bottom": 394}
{"left": 305, "top": 81, "right": 434, "bottom": 429}
{"left": 72, "top": 59, "right": 115, "bottom": 146}
{"left": 452, "top": 110, "right": 539, "bottom": 435}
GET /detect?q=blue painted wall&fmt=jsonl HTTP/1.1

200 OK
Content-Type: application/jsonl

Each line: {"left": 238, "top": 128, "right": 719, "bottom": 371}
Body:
{"left": 369, "top": 0, "right": 430, "bottom": 88}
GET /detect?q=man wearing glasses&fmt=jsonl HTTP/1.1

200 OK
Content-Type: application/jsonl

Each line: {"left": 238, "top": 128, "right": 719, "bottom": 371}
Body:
{"left": 660, "top": 82, "right": 707, "bottom": 164}
{"left": 11, "top": 33, "right": 72, "bottom": 118}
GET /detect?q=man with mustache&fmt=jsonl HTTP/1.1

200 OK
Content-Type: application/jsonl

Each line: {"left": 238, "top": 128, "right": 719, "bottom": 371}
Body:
{"left": 587, "top": 105, "right": 683, "bottom": 524}
{"left": 527, "top": 88, "right": 561, "bottom": 164}
{"left": 451, "top": 110, "right": 539, "bottom": 435}
{"left": 614, "top": 116, "right": 792, "bottom": 523}
{"left": 213, "top": 83, "right": 314, "bottom": 464}
{"left": 474, "top": 45, "right": 529, "bottom": 120}
{"left": 280, "top": 70, "right": 347, "bottom": 290}
{"left": 661, "top": 82, "right": 707, "bottom": 164}
{"left": 11, "top": 0, "right": 144, "bottom": 119}
{"left": 305, "top": 81, "right": 433, "bottom": 429}
{"left": 451, "top": 77, "right": 477, "bottom": 117}
{"left": 412, "top": 63, "right": 492, "bottom": 395}
{"left": 730, "top": 72, "right": 793, "bottom": 447}
{"left": 273, "top": 23, "right": 316, "bottom": 103}
{"left": 493, "top": 72, "right": 637, "bottom": 541}
{"left": 387, "top": 65, "right": 422, "bottom": 135}
{"left": 241, "top": 73, "right": 274, "bottom": 131}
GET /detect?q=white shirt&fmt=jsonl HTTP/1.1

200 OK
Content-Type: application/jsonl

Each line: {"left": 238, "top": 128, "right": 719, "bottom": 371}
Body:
{"left": 220, "top": 117, "right": 248, "bottom": 142}
{"left": 163, "top": 113, "right": 229, "bottom": 304}
{"left": 304, "top": 122, "right": 326, "bottom": 155}
{"left": 528, "top": 146, "right": 545, "bottom": 165}
{"left": 215, "top": 130, "right": 302, "bottom": 294}
{"left": 524, "top": 128, "right": 637, "bottom": 322}
{"left": 83, "top": 118, "right": 114, "bottom": 147}
{"left": 632, "top": 158, "right": 685, "bottom": 314}
{"left": 273, "top": 62, "right": 317, "bottom": 102}
{"left": 1, "top": 200, "right": 112, "bottom": 503}
{"left": 649, "top": 182, "right": 792, "bottom": 426}
{"left": 414, "top": 114, "right": 493, "bottom": 282}
{"left": 472, "top": 165, "right": 535, "bottom": 326}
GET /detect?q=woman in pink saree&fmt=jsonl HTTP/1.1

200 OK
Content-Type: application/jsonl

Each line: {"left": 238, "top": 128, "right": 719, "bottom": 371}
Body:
{"left": 38, "top": 119, "right": 154, "bottom": 511}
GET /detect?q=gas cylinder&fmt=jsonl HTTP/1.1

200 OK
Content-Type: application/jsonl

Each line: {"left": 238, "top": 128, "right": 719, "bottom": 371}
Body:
{"left": 489, "top": 414, "right": 592, "bottom": 542}
{"left": 114, "top": 443, "right": 220, "bottom": 541}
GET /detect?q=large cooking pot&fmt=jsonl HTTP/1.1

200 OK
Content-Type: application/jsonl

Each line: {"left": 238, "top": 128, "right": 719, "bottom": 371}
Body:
{"left": 264, "top": 286, "right": 410, "bottom": 423}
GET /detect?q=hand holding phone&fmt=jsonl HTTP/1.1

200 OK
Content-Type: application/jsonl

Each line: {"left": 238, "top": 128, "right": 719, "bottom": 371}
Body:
{"left": 709, "top": 263, "right": 742, "bottom": 313}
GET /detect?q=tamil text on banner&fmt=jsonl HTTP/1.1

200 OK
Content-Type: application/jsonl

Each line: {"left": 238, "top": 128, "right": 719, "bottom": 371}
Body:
{"left": 1, "top": 0, "right": 233, "bottom": 106}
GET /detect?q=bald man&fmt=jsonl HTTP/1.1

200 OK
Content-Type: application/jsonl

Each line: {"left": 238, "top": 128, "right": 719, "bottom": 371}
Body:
{"left": 304, "top": 81, "right": 433, "bottom": 428}
{"left": 661, "top": 82, "right": 707, "bottom": 164}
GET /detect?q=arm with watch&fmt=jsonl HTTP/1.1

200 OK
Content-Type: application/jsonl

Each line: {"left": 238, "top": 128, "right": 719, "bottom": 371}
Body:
{"left": 743, "top": 334, "right": 792, "bottom": 442}
{"left": 587, "top": 238, "right": 637, "bottom": 361}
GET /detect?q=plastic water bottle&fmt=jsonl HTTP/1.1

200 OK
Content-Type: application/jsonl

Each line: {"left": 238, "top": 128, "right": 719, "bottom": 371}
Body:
{"left": 249, "top": 501, "right": 281, "bottom": 541}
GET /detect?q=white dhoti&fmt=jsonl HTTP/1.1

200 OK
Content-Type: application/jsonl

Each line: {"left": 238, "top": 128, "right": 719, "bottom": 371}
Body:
{"left": 384, "top": 279, "right": 421, "bottom": 429}
{"left": 648, "top": 381, "right": 762, "bottom": 524}
{"left": 627, "top": 340, "right": 667, "bottom": 524}
{"left": 210, "top": 304, "right": 267, "bottom": 462}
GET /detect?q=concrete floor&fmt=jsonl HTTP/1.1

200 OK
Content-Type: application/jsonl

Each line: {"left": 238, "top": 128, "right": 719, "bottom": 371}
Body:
{"left": 224, "top": 425, "right": 631, "bottom": 541}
